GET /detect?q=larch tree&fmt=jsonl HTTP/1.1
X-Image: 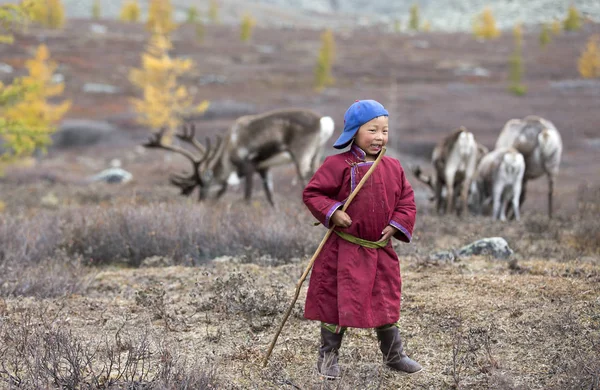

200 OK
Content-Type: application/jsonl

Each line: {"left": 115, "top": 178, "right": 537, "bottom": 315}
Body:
{"left": 508, "top": 23, "right": 526, "bottom": 95}
{"left": 1, "top": 44, "right": 71, "bottom": 168}
{"left": 473, "top": 7, "right": 500, "bottom": 40}
{"left": 120, "top": 0, "right": 140, "bottom": 23}
{"left": 146, "top": 0, "right": 175, "bottom": 34}
{"left": 408, "top": 4, "right": 419, "bottom": 31}
{"left": 578, "top": 34, "right": 600, "bottom": 79}
{"left": 314, "top": 28, "right": 336, "bottom": 91}
{"left": 563, "top": 4, "right": 582, "bottom": 31}
{"left": 24, "top": 0, "right": 66, "bottom": 29}
{"left": 129, "top": 33, "right": 208, "bottom": 143}
{"left": 240, "top": 13, "right": 256, "bottom": 43}
{"left": 0, "top": 3, "right": 27, "bottom": 43}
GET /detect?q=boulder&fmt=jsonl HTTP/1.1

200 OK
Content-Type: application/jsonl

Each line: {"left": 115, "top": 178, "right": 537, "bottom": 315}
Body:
{"left": 457, "top": 237, "right": 514, "bottom": 259}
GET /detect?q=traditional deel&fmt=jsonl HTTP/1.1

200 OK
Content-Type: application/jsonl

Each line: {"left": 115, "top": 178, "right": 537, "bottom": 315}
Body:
{"left": 303, "top": 144, "right": 416, "bottom": 328}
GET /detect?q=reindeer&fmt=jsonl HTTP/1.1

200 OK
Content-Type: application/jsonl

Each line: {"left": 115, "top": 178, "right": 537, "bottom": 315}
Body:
{"left": 144, "top": 108, "right": 335, "bottom": 206}
{"left": 470, "top": 148, "right": 526, "bottom": 221}
{"left": 414, "top": 127, "right": 480, "bottom": 215}
{"left": 494, "top": 115, "right": 562, "bottom": 218}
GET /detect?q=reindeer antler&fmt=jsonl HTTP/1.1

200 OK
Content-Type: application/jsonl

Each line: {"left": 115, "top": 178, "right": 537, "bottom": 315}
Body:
{"left": 143, "top": 126, "right": 207, "bottom": 196}
{"left": 175, "top": 123, "right": 207, "bottom": 155}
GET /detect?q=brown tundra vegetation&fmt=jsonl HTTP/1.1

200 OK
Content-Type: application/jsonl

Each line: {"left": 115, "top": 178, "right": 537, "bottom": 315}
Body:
{"left": 0, "top": 15, "right": 599, "bottom": 390}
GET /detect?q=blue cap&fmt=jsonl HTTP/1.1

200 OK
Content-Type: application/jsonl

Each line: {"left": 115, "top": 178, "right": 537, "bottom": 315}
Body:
{"left": 333, "top": 100, "right": 389, "bottom": 149}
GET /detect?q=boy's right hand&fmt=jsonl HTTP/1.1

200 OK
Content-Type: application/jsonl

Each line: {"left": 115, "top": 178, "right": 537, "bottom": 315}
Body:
{"left": 331, "top": 210, "right": 352, "bottom": 228}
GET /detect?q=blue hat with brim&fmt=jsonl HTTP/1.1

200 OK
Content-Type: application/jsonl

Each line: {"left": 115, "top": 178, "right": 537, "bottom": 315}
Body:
{"left": 333, "top": 99, "right": 389, "bottom": 149}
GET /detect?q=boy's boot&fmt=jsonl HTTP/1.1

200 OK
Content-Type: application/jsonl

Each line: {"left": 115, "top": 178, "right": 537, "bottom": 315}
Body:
{"left": 317, "top": 327, "right": 344, "bottom": 379}
{"left": 376, "top": 326, "right": 423, "bottom": 374}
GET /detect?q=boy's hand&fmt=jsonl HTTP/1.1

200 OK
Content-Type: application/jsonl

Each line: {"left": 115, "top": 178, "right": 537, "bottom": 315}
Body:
{"left": 331, "top": 210, "right": 352, "bottom": 228}
{"left": 379, "top": 225, "right": 398, "bottom": 242}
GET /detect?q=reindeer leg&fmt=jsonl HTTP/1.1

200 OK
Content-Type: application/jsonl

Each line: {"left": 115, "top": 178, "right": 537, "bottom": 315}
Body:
{"left": 435, "top": 179, "right": 444, "bottom": 215}
{"left": 492, "top": 182, "right": 503, "bottom": 221}
{"left": 512, "top": 182, "right": 522, "bottom": 221}
{"left": 258, "top": 169, "right": 275, "bottom": 207}
{"left": 243, "top": 162, "right": 255, "bottom": 203}
{"left": 288, "top": 151, "right": 307, "bottom": 188}
{"left": 548, "top": 174, "right": 554, "bottom": 219}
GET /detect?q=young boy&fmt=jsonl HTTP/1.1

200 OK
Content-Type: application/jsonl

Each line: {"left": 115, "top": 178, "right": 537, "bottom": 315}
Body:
{"left": 302, "top": 99, "right": 421, "bottom": 378}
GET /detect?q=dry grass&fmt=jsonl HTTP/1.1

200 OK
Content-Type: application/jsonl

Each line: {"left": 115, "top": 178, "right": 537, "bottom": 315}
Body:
{"left": 1, "top": 16, "right": 599, "bottom": 390}
{"left": 0, "top": 190, "right": 598, "bottom": 389}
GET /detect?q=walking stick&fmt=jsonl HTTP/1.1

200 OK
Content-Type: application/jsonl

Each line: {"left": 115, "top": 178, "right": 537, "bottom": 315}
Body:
{"left": 263, "top": 147, "right": 387, "bottom": 367}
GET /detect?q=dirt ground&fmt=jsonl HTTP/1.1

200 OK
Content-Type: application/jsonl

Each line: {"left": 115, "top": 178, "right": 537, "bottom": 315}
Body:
{"left": 1, "top": 17, "right": 600, "bottom": 390}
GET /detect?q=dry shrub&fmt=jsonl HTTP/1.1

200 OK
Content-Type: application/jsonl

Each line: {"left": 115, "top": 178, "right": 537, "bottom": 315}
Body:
{"left": 60, "top": 202, "right": 318, "bottom": 266}
{"left": 193, "top": 269, "right": 288, "bottom": 331}
{"left": 573, "top": 183, "right": 600, "bottom": 254}
{"left": 0, "top": 303, "right": 220, "bottom": 389}
{"left": 449, "top": 319, "right": 501, "bottom": 389}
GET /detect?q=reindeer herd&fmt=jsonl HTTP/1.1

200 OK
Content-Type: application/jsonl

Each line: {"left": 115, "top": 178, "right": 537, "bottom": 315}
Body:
{"left": 144, "top": 109, "right": 562, "bottom": 221}
{"left": 413, "top": 115, "right": 563, "bottom": 220}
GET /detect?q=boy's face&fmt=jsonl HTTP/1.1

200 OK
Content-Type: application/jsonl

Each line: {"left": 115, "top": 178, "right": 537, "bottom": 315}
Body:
{"left": 354, "top": 116, "right": 388, "bottom": 159}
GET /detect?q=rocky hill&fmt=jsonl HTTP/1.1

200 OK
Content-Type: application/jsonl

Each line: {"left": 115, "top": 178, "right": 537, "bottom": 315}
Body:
{"left": 2, "top": 0, "right": 599, "bottom": 31}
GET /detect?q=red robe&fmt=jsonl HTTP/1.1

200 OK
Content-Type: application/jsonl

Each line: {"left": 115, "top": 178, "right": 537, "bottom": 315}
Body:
{"left": 303, "top": 144, "right": 416, "bottom": 328}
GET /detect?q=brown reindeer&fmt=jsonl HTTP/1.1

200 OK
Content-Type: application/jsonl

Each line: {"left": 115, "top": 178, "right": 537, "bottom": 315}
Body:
{"left": 412, "top": 127, "right": 483, "bottom": 215}
{"left": 144, "top": 108, "right": 335, "bottom": 206}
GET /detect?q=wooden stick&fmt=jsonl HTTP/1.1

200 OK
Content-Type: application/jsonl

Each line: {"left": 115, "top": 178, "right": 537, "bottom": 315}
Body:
{"left": 263, "top": 147, "right": 387, "bottom": 367}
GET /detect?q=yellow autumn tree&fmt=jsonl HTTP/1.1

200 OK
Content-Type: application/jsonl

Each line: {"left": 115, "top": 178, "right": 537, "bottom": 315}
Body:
{"left": 24, "top": 0, "right": 65, "bottom": 29}
{"left": 129, "top": 33, "right": 208, "bottom": 142}
{"left": 314, "top": 28, "right": 335, "bottom": 91}
{"left": 120, "top": 0, "right": 140, "bottom": 23}
{"left": 563, "top": 4, "right": 581, "bottom": 31}
{"left": 240, "top": 13, "right": 256, "bottom": 43}
{"left": 0, "top": 3, "right": 28, "bottom": 43}
{"left": 92, "top": 0, "right": 100, "bottom": 20}
{"left": 409, "top": 4, "right": 419, "bottom": 31}
{"left": 578, "top": 34, "right": 600, "bottom": 79}
{"left": 473, "top": 7, "right": 500, "bottom": 39}
{"left": 208, "top": 0, "right": 219, "bottom": 24}
{"left": 146, "top": 0, "right": 175, "bottom": 34}
{"left": 1, "top": 44, "right": 71, "bottom": 167}
{"left": 508, "top": 24, "right": 526, "bottom": 95}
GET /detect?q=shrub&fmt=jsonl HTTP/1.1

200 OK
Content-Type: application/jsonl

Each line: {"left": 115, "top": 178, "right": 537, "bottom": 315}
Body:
{"left": 573, "top": 183, "right": 600, "bottom": 254}
{"left": 473, "top": 7, "right": 500, "bottom": 40}
{"left": 563, "top": 4, "right": 582, "bottom": 31}
{"left": 578, "top": 34, "right": 600, "bottom": 79}
{"left": 119, "top": 0, "right": 140, "bottom": 23}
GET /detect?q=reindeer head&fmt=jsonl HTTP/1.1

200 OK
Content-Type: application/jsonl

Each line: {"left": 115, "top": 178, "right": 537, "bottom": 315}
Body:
{"left": 144, "top": 124, "right": 223, "bottom": 200}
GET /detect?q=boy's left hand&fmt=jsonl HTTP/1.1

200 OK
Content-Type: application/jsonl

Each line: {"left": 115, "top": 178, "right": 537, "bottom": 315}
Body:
{"left": 379, "top": 225, "right": 398, "bottom": 243}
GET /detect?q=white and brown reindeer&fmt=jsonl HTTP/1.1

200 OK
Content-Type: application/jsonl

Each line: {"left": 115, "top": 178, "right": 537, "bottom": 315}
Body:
{"left": 494, "top": 115, "right": 563, "bottom": 218}
{"left": 412, "top": 127, "right": 481, "bottom": 215}
{"left": 469, "top": 148, "right": 526, "bottom": 221}
{"left": 144, "top": 108, "right": 335, "bottom": 206}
